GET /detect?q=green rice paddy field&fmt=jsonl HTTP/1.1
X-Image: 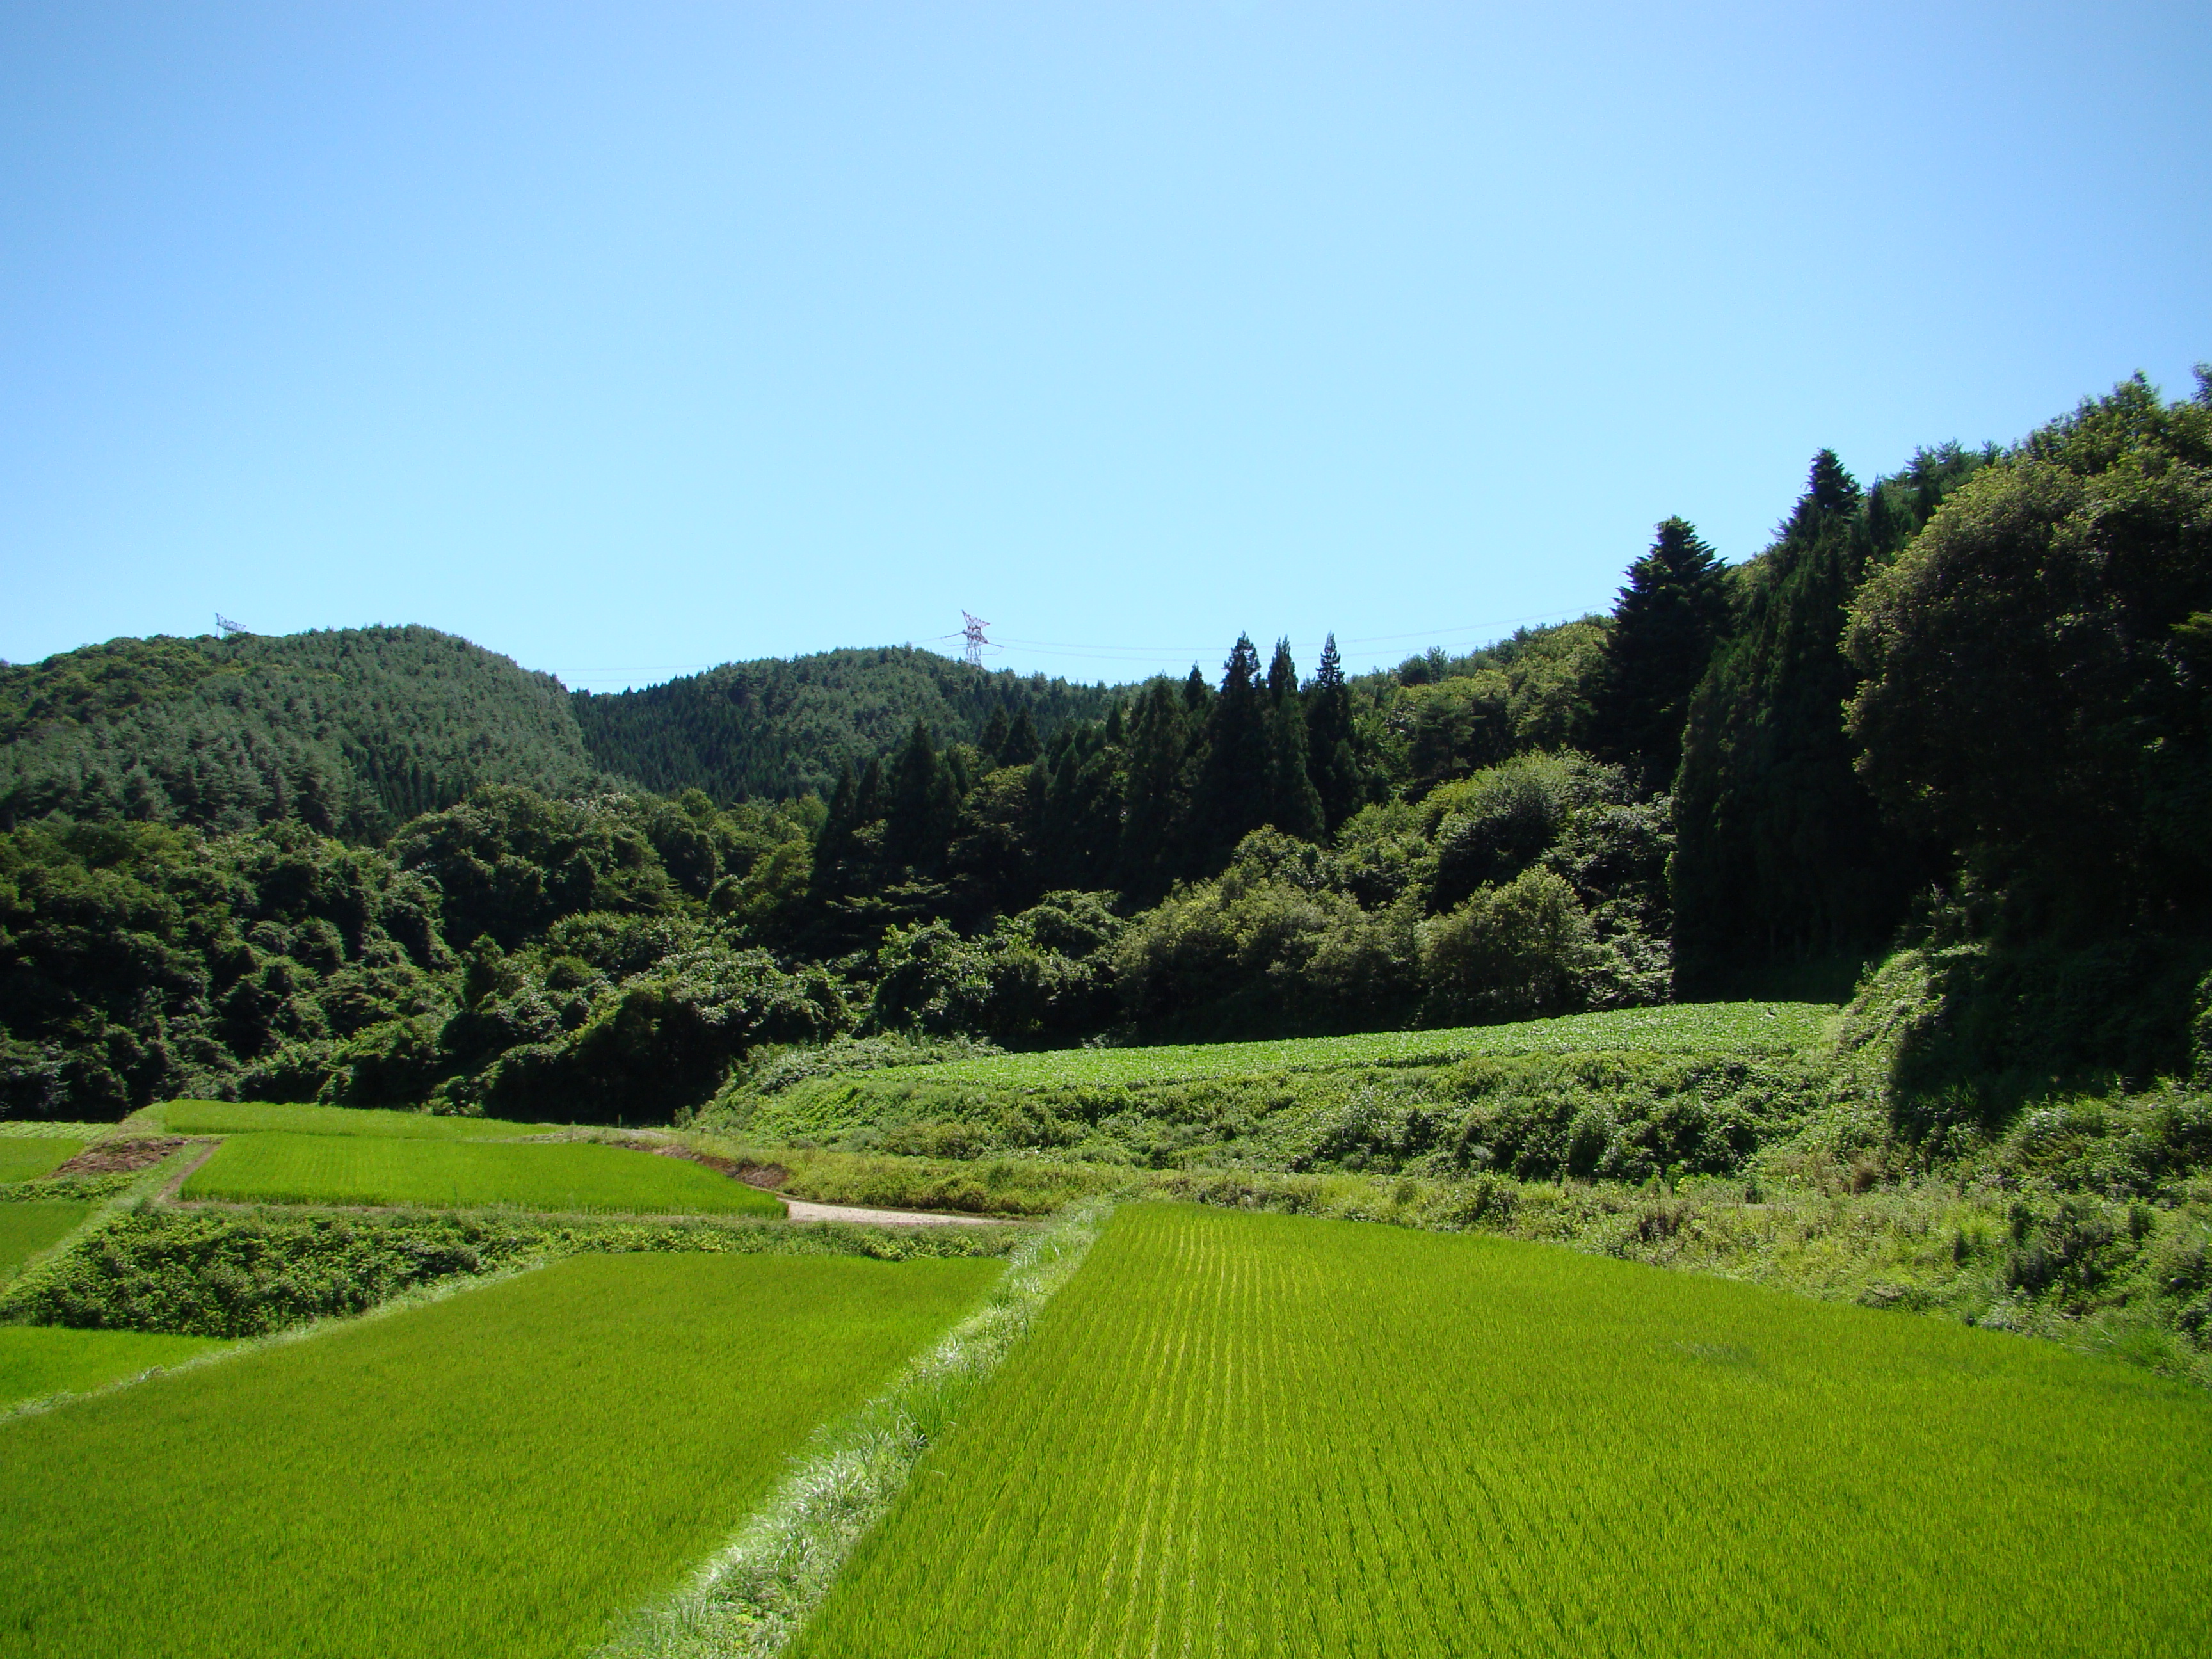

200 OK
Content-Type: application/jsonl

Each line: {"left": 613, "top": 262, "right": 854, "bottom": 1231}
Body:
{"left": 0, "top": 1202, "right": 91, "bottom": 1279}
{"left": 153, "top": 1100, "right": 570, "bottom": 1138}
{"left": 180, "top": 1131, "right": 785, "bottom": 1215}
{"left": 797, "top": 1203, "right": 2212, "bottom": 1659}
{"left": 0, "top": 1251, "right": 1000, "bottom": 1659}
{"left": 0, "top": 1325, "right": 231, "bottom": 1407}
{"left": 0, "top": 1139, "right": 84, "bottom": 1182}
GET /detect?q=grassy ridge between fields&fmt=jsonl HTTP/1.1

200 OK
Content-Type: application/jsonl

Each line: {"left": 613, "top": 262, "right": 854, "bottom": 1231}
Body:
{"left": 181, "top": 1133, "right": 785, "bottom": 1216}
{"left": 797, "top": 1203, "right": 2212, "bottom": 1659}
{"left": 0, "top": 1252, "right": 1001, "bottom": 1659}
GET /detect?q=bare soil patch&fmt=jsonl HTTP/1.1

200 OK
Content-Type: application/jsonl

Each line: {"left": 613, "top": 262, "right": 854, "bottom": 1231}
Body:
{"left": 610, "top": 1137, "right": 789, "bottom": 1190}
{"left": 51, "top": 1137, "right": 190, "bottom": 1176}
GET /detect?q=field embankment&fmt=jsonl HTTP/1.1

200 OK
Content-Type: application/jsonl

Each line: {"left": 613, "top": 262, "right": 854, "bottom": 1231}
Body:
{"left": 707, "top": 1003, "right": 1841, "bottom": 1174}
{"left": 799, "top": 1202, "right": 2212, "bottom": 1658}
{"left": 0, "top": 1251, "right": 1001, "bottom": 1659}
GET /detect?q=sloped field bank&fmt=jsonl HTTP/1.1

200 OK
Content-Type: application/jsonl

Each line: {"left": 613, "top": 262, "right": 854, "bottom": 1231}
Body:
{"left": 715, "top": 1033, "right": 1841, "bottom": 1180}
{"left": 0, "top": 1252, "right": 1001, "bottom": 1659}
{"left": 797, "top": 1203, "right": 2212, "bottom": 1659}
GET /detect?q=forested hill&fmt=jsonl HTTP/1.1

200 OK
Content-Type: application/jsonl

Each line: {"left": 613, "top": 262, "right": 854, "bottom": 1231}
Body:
{"left": 0, "top": 627, "right": 599, "bottom": 840}
{"left": 570, "top": 646, "right": 1123, "bottom": 802}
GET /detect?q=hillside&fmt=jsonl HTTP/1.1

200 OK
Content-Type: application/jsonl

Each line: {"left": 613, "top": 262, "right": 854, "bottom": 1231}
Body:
{"left": 570, "top": 646, "right": 1123, "bottom": 802}
{"left": 0, "top": 627, "right": 599, "bottom": 840}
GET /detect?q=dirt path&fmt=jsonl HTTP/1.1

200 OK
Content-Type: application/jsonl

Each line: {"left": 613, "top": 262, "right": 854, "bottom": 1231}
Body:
{"left": 154, "top": 1140, "right": 223, "bottom": 1201}
{"left": 780, "top": 1197, "right": 1011, "bottom": 1228}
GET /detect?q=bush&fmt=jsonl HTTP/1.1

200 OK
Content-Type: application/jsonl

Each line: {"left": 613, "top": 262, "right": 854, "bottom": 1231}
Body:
{"left": 1421, "top": 869, "right": 1599, "bottom": 1023}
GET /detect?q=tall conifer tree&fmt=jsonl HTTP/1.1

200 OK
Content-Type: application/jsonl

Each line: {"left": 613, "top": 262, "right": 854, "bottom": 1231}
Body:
{"left": 1190, "top": 635, "right": 1271, "bottom": 870}
{"left": 1120, "top": 680, "right": 1189, "bottom": 897}
{"left": 1671, "top": 453, "right": 1925, "bottom": 992}
{"left": 1304, "top": 632, "right": 1364, "bottom": 833}
{"left": 1590, "top": 518, "right": 1730, "bottom": 788}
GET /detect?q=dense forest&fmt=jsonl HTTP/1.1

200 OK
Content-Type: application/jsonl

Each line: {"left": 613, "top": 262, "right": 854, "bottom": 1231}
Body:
{"left": 3, "top": 369, "right": 2206, "bottom": 1122}
{"left": 572, "top": 646, "right": 1122, "bottom": 801}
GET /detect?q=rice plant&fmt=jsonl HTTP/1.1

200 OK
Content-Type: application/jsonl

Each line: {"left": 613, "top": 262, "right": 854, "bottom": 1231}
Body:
{"left": 153, "top": 1100, "right": 568, "bottom": 1138}
{"left": 0, "top": 1139, "right": 86, "bottom": 1182}
{"left": 181, "top": 1132, "right": 785, "bottom": 1215}
{"left": 796, "top": 1202, "right": 2212, "bottom": 1658}
{"left": 0, "top": 1201, "right": 93, "bottom": 1279}
{"left": 0, "top": 1324, "right": 230, "bottom": 1409}
{"left": 0, "top": 1252, "right": 999, "bottom": 1659}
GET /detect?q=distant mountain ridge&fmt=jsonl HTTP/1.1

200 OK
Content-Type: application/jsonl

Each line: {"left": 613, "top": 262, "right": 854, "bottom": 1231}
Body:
{"left": 0, "top": 628, "right": 1129, "bottom": 838}
{"left": 572, "top": 646, "right": 1122, "bottom": 802}
{"left": 0, "top": 626, "right": 598, "bottom": 839}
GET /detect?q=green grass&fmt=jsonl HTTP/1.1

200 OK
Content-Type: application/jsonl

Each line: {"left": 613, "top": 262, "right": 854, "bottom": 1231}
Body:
{"left": 181, "top": 1133, "right": 786, "bottom": 1215}
{"left": 0, "top": 1251, "right": 1000, "bottom": 1659}
{"left": 0, "top": 1203, "right": 92, "bottom": 1279}
{"left": 0, "top": 1326, "right": 230, "bottom": 1407}
{"left": 869, "top": 1002, "right": 1838, "bottom": 1091}
{"left": 0, "top": 1139, "right": 83, "bottom": 1182}
{"left": 153, "top": 1100, "right": 569, "bottom": 1138}
{"left": 797, "top": 1202, "right": 2212, "bottom": 1658}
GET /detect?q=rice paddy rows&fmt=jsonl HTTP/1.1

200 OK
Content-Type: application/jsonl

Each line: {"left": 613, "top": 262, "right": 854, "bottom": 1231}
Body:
{"left": 795, "top": 1203, "right": 2212, "bottom": 1658}
{"left": 0, "top": 1203, "right": 93, "bottom": 1280}
{"left": 0, "top": 1139, "right": 86, "bottom": 1182}
{"left": 0, "top": 1251, "right": 1001, "bottom": 1659}
{"left": 152, "top": 1100, "right": 570, "bottom": 1139}
{"left": 180, "top": 1131, "right": 785, "bottom": 1215}
{"left": 0, "top": 1325, "right": 231, "bottom": 1409}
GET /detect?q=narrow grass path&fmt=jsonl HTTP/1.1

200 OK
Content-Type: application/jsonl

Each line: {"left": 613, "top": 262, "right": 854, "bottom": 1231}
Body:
{"left": 597, "top": 1197, "right": 1115, "bottom": 1659}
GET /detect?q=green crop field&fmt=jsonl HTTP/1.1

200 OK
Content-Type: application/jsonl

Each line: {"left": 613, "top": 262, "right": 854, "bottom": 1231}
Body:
{"left": 878, "top": 1002, "right": 1836, "bottom": 1093}
{"left": 0, "top": 1326, "right": 231, "bottom": 1407}
{"left": 0, "top": 1139, "right": 84, "bottom": 1182}
{"left": 153, "top": 1100, "right": 570, "bottom": 1138}
{"left": 0, "top": 1251, "right": 1000, "bottom": 1659}
{"left": 797, "top": 1203, "right": 2212, "bottom": 1658}
{"left": 180, "top": 1132, "right": 785, "bottom": 1215}
{"left": 0, "top": 1203, "right": 92, "bottom": 1279}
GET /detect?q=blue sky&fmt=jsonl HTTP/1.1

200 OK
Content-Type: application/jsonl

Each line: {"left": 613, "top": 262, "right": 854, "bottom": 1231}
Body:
{"left": 3, "top": 1, "right": 2206, "bottom": 691}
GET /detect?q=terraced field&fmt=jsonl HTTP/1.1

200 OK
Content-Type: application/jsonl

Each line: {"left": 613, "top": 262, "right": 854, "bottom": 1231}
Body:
{"left": 0, "top": 1139, "right": 86, "bottom": 1182}
{"left": 0, "top": 1251, "right": 1000, "bottom": 1659}
{"left": 0, "top": 1203, "right": 92, "bottom": 1279}
{"left": 0, "top": 1326, "right": 231, "bottom": 1408}
{"left": 893, "top": 1002, "right": 1835, "bottom": 1090}
{"left": 153, "top": 1100, "right": 569, "bottom": 1139}
{"left": 180, "top": 1132, "right": 784, "bottom": 1215}
{"left": 796, "top": 1203, "right": 2212, "bottom": 1658}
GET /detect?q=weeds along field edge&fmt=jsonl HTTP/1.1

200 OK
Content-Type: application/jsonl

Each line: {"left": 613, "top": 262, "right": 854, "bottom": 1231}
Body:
{"left": 795, "top": 1201, "right": 2212, "bottom": 1659}
{"left": 0, "top": 1252, "right": 1002, "bottom": 1659}
{"left": 594, "top": 1196, "right": 1117, "bottom": 1659}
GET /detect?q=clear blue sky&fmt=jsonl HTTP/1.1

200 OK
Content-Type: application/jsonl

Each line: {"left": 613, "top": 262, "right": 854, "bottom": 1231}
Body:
{"left": 3, "top": 2, "right": 2206, "bottom": 691}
